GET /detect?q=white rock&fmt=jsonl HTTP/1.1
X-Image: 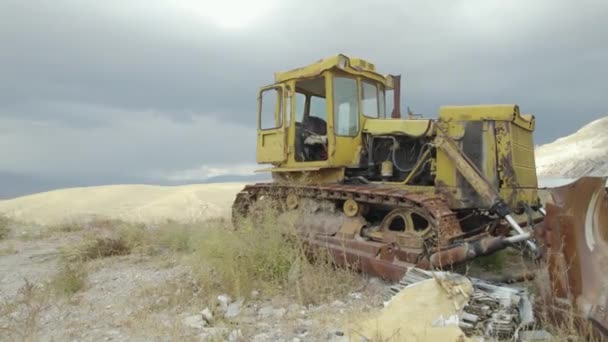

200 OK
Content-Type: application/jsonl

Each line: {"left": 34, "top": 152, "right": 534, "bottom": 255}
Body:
{"left": 292, "top": 338, "right": 301, "bottom": 342}
{"left": 252, "top": 333, "right": 271, "bottom": 342}
{"left": 217, "top": 294, "right": 232, "bottom": 311}
{"left": 224, "top": 300, "right": 243, "bottom": 319}
{"left": 228, "top": 329, "right": 242, "bottom": 342}
{"left": 287, "top": 303, "right": 301, "bottom": 312}
{"left": 299, "top": 319, "right": 314, "bottom": 327}
{"left": 250, "top": 290, "right": 260, "bottom": 298}
{"left": 256, "top": 322, "right": 271, "bottom": 329}
{"left": 199, "top": 327, "right": 227, "bottom": 341}
{"left": 349, "top": 292, "right": 363, "bottom": 300}
{"left": 331, "top": 300, "right": 346, "bottom": 307}
{"left": 273, "top": 307, "right": 287, "bottom": 318}
{"left": 258, "top": 305, "right": 274, "bottom": 319}
{"left": 183, "top": 314, "right": 206, "bottom": 329}
{"left": 200, "top": 308, "right": 213, "bottom": 324}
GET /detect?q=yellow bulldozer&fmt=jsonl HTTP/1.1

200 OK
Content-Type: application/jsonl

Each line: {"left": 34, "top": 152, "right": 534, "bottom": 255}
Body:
{"left": 233, "top": 54, "right": 546, "bottom": 278}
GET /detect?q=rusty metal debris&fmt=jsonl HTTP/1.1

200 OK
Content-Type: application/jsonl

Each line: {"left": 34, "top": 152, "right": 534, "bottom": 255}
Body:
{"left": 540, "top": 176, "right": 608, "bottom": 338}
{"left": 381, "top": 267, "right": 535, "bottom": 340}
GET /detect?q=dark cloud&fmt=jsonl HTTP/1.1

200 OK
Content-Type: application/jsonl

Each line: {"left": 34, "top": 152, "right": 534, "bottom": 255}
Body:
{"left": 0, "top": 0, "right": 607, "bottom": 192}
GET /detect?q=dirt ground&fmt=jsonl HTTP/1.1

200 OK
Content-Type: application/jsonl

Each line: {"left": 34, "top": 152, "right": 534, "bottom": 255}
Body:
{"left": 0, "top": 226, "right": 387, "bottom": 342}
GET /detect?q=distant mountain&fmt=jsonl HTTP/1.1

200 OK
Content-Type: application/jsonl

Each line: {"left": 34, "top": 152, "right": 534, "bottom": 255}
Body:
{"left": 535, "top": 116, "right": 608, "bottom": 178}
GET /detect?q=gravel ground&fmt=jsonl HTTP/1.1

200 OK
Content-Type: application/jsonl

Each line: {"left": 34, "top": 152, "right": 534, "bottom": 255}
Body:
{"left": 0, "top": 231, "right": 388, "bottom": 342}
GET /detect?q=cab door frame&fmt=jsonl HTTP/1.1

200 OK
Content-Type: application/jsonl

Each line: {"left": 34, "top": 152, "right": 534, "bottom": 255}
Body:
{"left": 256, "top": 83, "right": 288, "bottom": 164}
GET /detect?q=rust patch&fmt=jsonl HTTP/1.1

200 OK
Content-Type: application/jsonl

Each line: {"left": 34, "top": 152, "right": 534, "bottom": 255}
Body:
{"left": 542, "top": 177, "right": 608, "bottom": 338}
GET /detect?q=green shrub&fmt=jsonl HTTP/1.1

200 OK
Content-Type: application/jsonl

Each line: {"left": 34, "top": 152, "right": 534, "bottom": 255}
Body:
{"left": 191, "top": 205, "right": 361, "bottom": 304}
{"left": 51, "top": 262, "right": 87, "bottom": 296}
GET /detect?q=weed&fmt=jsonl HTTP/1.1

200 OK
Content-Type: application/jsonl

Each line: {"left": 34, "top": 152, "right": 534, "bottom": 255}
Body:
{"left": 47, "top": 221, "right": 83, "bottom": 234}
{"left": 50, "top": 261, "right": 88, "bottom": 296}
{"left": 191, "top": 204, "right": 361, "bottom": 304}
{"left": 470, "top": 249, "right": 507, "bottom": 272}
{"left": 62, "top": 237, "right": 131, "bottom": 262}
{"left": 0, "top": 215, "right": 12, "bottom": 240}
{"left": 0, "top": 279, "right": 50, "bottom": 340}
{"left": 154, "top": 221, "right": 201, "bottom": 253}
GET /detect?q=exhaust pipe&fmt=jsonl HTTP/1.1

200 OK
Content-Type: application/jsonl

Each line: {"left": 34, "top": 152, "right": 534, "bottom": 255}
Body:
{"left": 391, "top": 75, "right": 401, "bottom": 119}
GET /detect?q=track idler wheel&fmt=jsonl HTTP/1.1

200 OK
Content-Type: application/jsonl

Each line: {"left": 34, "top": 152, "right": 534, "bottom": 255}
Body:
{"left": 377, "top": 207, "right": 436, "bottom": 250}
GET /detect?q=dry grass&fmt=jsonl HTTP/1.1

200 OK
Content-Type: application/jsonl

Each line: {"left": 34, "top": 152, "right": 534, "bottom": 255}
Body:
{"left": 62, "top": 237, "right": 131, "bottom": 261}
{"left": 50, "top": 261, "right": 88, "bottom": 296}
{"left": 50, "top": 203, "right": 361, "bottom": 313}
{"left": 47, "top": 221, "right": 83, "bottom": 234}
{"left": 0, "top": 279, "right": 50, "bottom": 341}
{"left": 191, "top": 207, "right": 362, "bottom": 304}
{"left": 0, "top": 215, "right": 12, "bottom": 240}
{"left": 530, "top": 266, "right": 604, "bottom": 341}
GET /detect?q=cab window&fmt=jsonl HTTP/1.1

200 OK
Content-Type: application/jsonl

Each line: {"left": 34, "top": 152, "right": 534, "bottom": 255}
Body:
{"left": 378, "top": 86, "right": 386, "bottom": 118}
{"left": 310, "top": 96, "right": 326, "bottom": 121}
{"left": 385, "top": 88, "right": 394, "bottom": 119}
{"left": 295, "top": 92, "right": 306, "bottom": 123}
{"left": 333, "top": 77, "right": 359, "bottom": 136}
{"left": 260, "top": 87, "right": 282, "bottom": 129}
{"left": 361, "top": 81, "right": 379, "bottom": 118}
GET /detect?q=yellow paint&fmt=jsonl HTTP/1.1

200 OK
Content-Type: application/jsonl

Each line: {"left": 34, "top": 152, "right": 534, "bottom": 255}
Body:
{"left": 350, "top": 275, "right": 472, "bottom": 341}
{"left": 363, "top": 118, "right": 434, "bottom": 137}
{"left": 256, "top": 84, "right": 287, "bottom": 163}
{"left": 274, "top": 54, "right": 391, "bottom": 87}
{"left": 439, "top": 105, "right": 535, "bottom": 131}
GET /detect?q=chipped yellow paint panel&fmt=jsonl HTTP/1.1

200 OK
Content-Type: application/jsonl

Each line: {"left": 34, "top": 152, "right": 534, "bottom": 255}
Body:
{"left": 439, "top": 105, "right": 535, "bottom": 131}
{"left": 434, "top": 121, "right": 463, "bottom": 188}
{"left": 363, "top": 119, "right": 434, "bottom": 137}
{"left": 274, "top": 54, "right": 391, "bottom": 88}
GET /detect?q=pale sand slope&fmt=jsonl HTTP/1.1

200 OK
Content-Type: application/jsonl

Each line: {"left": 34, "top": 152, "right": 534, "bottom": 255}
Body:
{"left": 0, "top": 183, "right": 247, "bottom": 225}
{"left": 536, "top": 116, "right": 608, "bottom": 177}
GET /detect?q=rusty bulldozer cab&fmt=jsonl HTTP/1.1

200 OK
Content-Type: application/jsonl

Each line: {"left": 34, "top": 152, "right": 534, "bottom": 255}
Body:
{"left": 239, "top": 54, "right": 546, "bottom": 278}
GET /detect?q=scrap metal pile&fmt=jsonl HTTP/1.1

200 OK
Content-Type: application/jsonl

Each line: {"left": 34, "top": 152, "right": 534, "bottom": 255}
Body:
{"left": 384, "top": 267, "right": 535, "bottom": 340}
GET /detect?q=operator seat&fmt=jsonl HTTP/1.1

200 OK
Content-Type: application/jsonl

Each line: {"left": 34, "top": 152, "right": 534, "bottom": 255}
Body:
{"left": 302, "top": 115, "right": 327, "bottom": 135}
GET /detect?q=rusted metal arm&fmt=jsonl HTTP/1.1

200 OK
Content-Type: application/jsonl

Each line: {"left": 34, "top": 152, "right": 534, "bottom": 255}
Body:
{"left": 433, "top": 125, "right": 537, "bottom": 252}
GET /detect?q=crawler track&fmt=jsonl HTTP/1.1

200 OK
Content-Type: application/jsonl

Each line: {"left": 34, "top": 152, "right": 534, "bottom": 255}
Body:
{"left": 232, "top": 182, "right": 463, "bottom": 251}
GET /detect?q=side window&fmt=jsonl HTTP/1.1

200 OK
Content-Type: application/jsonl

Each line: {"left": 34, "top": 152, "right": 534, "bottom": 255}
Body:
{"left": 378, "top": 86, "right": 386, "bottom": 118}
{"left": 286, "top": 94, "right": 291, "bottom": 127}
{"left": 310, "top": 96, "right": 327, "bottom": 120}
{"left": 295, "top": 92, "right": 306, "bottom": 123}
{"left": 385, "top": 89, "right": 394, "bottom": 118}
{"left": 260, "top": 88, "right": 282, "bottom": 129}
{"left": 333, "top": 77, "right": 359, "bottom": 136}
{"left": 361, "top": 81, "right": 378, "bottom": 118}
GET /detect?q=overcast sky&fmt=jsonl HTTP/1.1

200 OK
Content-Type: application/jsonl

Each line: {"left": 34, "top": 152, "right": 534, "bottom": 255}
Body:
{"left": 0, "top": 0, "right": 607, "bottom": 189}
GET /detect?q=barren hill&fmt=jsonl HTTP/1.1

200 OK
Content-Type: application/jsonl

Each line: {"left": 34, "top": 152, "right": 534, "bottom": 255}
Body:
{"left": 535, "top": 116, "right": 608, "bottom": 178}
{"left": 0, "top": 183, "right": 246, "bottom": 225}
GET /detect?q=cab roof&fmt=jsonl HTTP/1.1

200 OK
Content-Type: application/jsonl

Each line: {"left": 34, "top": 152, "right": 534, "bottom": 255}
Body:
{"left": 273, "top": 54, "right": 394, "bottom": 88}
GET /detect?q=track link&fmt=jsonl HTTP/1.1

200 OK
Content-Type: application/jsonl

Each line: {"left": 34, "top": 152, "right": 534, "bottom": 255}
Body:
{"left": 232, "top": 182, "right": 462, "bottom": 247}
